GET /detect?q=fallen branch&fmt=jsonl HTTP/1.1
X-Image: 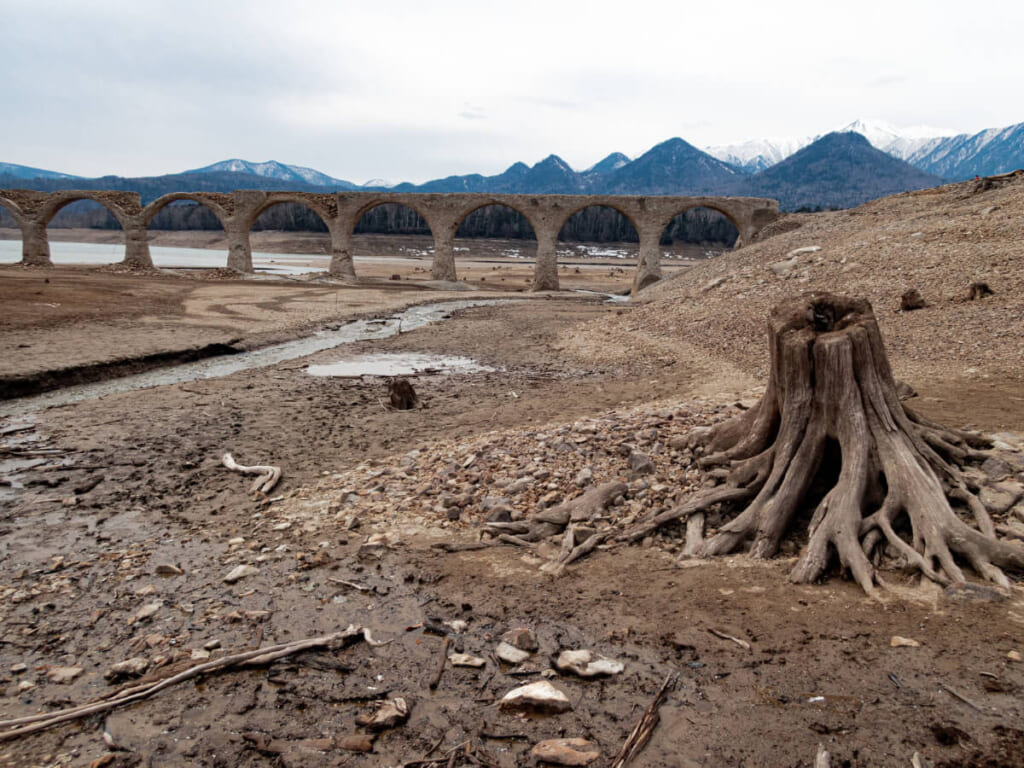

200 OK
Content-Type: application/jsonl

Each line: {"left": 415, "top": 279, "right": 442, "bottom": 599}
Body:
{"left": 708, "top": 628, "right": 751, "bottom": 651}
{"left": 222, "top": 452, "right": 281, "bottom": 496}
{"left": 429, "top": 635, "right": 452, "bottom": 690}
{"left": 611, "top": 672, "right": 677, "bottom": 768}
{"left": 0, "top": 626, "right": 374, "bottom": 742}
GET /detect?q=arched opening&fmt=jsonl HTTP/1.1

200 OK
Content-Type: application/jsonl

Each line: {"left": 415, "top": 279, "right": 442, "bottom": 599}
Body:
{"left": 557, "top": 205, "right": 639, "bottom": 291}
{"left": 145, "top": 198, "right": 229, "bottom": 270}
{"left": 0, "top": 201, "right": 22, "bottom": 265}
{"left": 250, "top": 201, "right": 332, "bottom": 275}
{"left": 44, "top": 198, "right": 126, "bottom": 266}
{"left": 352, "top": 203, "right": 433, "bottom": 281}
{"left": 454, "top": 204, "right": 536, "bottom": 288}
{"left": 659, "top": 206, "right": 739, "bottom": 262}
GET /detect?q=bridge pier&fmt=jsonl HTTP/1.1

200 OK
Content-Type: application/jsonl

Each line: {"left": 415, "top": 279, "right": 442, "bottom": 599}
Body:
{"left": 431, "top": 229, "right": 457, "bottom": 282}
{"left": 21, "top": 219, "right": 52, "bottom": 267}
{"left": 226, "top": 222, "right": 254, "bottom": 273}
{"left": 532, "top": 230, "right": 559, "bottom": 291}
{"left": 328, "top": 225, "right": 356, "bottom": 278}
{"left": 122, "top": 219, "right": 153, "bottom": 268}
{"left": 633, "top": 229, "right": 663, "bottom": 293}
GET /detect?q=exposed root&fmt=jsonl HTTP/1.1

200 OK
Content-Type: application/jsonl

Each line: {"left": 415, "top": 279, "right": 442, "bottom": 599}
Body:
{"left": 623, "top": 293, "right": 1024, "bottom": 593}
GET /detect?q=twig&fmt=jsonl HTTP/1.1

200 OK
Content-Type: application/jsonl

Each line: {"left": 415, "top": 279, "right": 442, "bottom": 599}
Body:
{"left": 429, "top": 636, "right": 453, "bottom": 690}
{"left": 611, "top": 673, "right": 677, "bottom": 768}
{"left": 0, "top": 626, "right": 370, "bottom": 742}
{"left": 222, "top": 452, "right": 281, "bottom": 495}
{"left": 939, "top": 682, "right": 983, "bottom": 712}
{"left": 708, "top": 628, "right": 751, "bottom": 651}
{"left": 328, "top": 578, "right": 372, "bottom": 592}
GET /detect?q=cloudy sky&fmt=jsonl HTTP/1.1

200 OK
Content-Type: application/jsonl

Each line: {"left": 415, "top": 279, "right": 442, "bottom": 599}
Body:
{"left": 3, "top": 0, "right": 1023, "bottom": 183}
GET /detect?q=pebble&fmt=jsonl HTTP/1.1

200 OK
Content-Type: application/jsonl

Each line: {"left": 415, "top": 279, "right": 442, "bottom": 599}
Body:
{"left": 104, "top": 657, "right": 149, "bottom": 681}
{"left": 449, "top": 653, "right": 486, "bottom": 668}
{"left": 890, "top": 636, "right": 920, "bottom": 648}
{"left": 9, "top": 663, "right": 27, "bottom": 674}
{"left": 47, "top": 666, "right": 84, "bottom": 684}
{"left": 531, "top": 738, "right": 601, "bottom": 766}
{"left": 501, "top": 627, "right": 539, "bottom": 651}
{"left": 17, "top": 680, "right": 36, "bottom": 693}
{"left": 337, "top": 734, "right": 374, "bottom": 753}
{"left": 554, "top": 649, "right": 625, "bottom": 677}
{"left": 1008, "top": 650, "right": 1022, "bottom": 662}
{"left": 496, "top": 642, "right": 531, "bottom": 664}
{"left": 204, "top": 639, "right": 222, "bottom": 651}
{"left": 499, "top": 680, "right": 572, "bottom": 714}
{"left": 134, "top": 602, "right": 162, "bottom": 622}
{"left": 155, "top": 563, "right": 184, "bottom": 576}
{"left": 223, "top": 564, "right": 260, "bottom": 584}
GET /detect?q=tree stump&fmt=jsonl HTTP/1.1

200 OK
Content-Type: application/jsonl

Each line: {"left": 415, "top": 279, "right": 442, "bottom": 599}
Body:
{"left": 625, "top": 293, "right": 1024, "bottom": 594}
{"left": 388, "top": 378, "right": 417, "bottom": 410}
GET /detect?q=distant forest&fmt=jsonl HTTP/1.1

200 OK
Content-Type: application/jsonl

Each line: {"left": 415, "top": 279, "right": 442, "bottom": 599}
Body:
{"left": 0, "top": 199, "right": 738, "bottom": 246}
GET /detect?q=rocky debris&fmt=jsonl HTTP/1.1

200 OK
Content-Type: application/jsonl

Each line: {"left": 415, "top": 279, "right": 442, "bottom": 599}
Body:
{"left": 499, "top": 680, "right": 572, "bottom": 714}
{"left": 133, "top": 601, "right": 162, "bottom": 622}
{"left": 46, "top": 666, "right": 84, "bottom": 684}
{"left": 628, "top": 451, "right": 655, "bottom": 476}
{"left": 554, "top": 649, "right": 625, "bottom": 677}
{"left": 355, "top": 697, "right": 409, "bottom": 731}
{"left": 531, "top": 738, "right": 601, "bottom": 766}
{"left": 449, "top": 652, "right": 486, "bottom": 668}
{"left": 900, "top": 288, "right": 926, "bottom": 311}
{"left": 501, "top": 627, "right": 539, "bottom": 652}
{"left": 155, "top": 563, "right": 184, "bottom": 576}
{"left": 17, "top": 680, "right": 36, "bottom": 692}
{"left": 496, "top": 642, "right": 531, "bottom": 664}
{"left": 223, "top": 564, "right": 260, "bottom": 583}
{"left": 104, "top": 657, "right": 150, "bottom": 681}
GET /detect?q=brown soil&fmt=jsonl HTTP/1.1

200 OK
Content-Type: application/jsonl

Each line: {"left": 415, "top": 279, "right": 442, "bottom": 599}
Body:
{"left": 1, "top": 179, "right": 1024, "bottom": 768}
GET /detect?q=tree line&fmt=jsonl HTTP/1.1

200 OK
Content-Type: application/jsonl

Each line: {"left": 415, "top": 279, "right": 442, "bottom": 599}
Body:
{"left": 0, "top": 200, "right": 737, "bottom": 246}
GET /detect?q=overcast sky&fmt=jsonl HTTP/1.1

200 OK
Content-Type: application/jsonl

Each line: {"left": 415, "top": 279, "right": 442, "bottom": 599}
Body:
{"left": 3, "top": 0, "right": 1023, "bottom": 183}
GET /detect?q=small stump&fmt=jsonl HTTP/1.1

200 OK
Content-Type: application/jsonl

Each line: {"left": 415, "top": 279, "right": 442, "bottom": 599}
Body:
{"left": 388, "top": 378, "right": 417, "bottom": 410}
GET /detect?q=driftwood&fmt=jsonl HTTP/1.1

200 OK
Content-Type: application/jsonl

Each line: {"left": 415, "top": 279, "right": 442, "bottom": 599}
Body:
{"left": 611, "top": 673, "right": 676, "bottom": 768}
{"left": 622, "top": 294, "right": 1024, "bottom": 594}
{"left": 222, "top": 452, "right": 281, "bottom": 495}
{"left": 0, "top": 626, "right": 380, "bottom": 742}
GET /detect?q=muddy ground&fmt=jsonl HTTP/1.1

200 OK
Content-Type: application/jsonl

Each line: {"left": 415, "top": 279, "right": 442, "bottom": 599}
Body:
{"left": 1, "top": 264, "right": 1022, "bottom": 768}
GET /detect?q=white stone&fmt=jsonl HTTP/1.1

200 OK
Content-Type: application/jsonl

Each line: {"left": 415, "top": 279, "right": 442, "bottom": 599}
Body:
{"left": 223, "top": 564, "right": 260, "bottom": 583}
{"left": 554, "top": 649, "right": 625, "bottom": 677}
{"left": 449, "top": 653, "right": 486, "bottom": 668}
{"left": 499, "top": 680, "right": 572, "bottom": 714}
{"left": 496, "top": 642, "right": 531, "bottom": 664}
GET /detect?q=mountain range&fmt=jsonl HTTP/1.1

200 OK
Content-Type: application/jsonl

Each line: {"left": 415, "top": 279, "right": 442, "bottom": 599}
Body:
{"left": 2, "top": 119, "right": 1022, "bottom": 212}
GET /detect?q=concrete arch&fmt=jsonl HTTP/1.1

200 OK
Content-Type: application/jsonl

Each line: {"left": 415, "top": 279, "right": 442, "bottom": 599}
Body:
{"left": 451, "top": 199, "right": 541, "bottom": 240}
{"left": 244, "top": 192, "right": 338, "bottom": 233}
{"left": 553, "top": 201, "right": 641, "bottom": 240}
{"left": 143, "top": 193, "right": 232, "bottom": 230}
{"left": 0, "top": 195, "right": 26, "bottom": 228}
{"left": 38, "top": 190, "right": 139, "bottom": 229}
{"left": 350, "top": 198, "right": 436, "bottom": 235}
{"left": 654, "top": 202, "right": 742, "bottom": 241}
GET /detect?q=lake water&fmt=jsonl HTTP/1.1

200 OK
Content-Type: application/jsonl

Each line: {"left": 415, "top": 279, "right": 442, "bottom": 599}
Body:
{"left": 0, "top": 239, "right": 327, "bottom": 274}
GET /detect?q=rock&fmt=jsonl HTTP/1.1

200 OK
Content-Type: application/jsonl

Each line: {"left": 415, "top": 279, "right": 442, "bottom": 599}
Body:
{"left": 337, "top": 734, "right": 375, "bottom": 753}
{"left": 496, "top": 642, "right": 531, "bottom": 664}
{"left": 223, "top": 564, "right": 259, "bottom": 584}
{"left": 485, "top": 506, "right": 513, "bottom": 523}
{"left": 628, "top": 451, "right": 655, "bottom": 476}
{"left": 9, "top": 663, "right": 27, "bottom": 674}
{"left": 17, "top": 680, "right": 36, "bottom": 693}
{"left": 531, "top": 738, "right": 601, "bottom": 766}
{"left": 204, "top": 639, "right": 222, "bottom": 651}
{"left": 499, "top": 680, "right": 572, "bottom": 714}
{"left": 104, "top": 657, "right": 150, "bottom": 681}
{"left": 1008, "top": 650, "right": 1021, "bottom": 662}
{"left": 981, "top": 456, "right": 1014, "bottom": 480}
{"left": 900, "top": 288, "right": 926, "bottom": 311}
{"left": 155, "top": 563, "right": 184, "bottom": 576}
{"left": 47, "top": 666, "right": 84, "bottom": 684}
{"left": 134, "top": 602, "right": 162, "bottom": 622}
{"left": 554, "top": 649, "right": 625, "bottom": 677}
{"left": 770, "top": 257, "right": 799, "bottom": 277}
{"left": 981, "top": 481, "right": 1024, "bottom": 514}
{"left": 574, "top": 467, "right": 593, "bottom": 488}
{"left": 449, "top": 653, "right": 486, "bottom": 668}
{"left": 501, "top": 627, "right": 539, "bottom": 651}
{"left": 943, "top": 583, "right": 1008, "bottom": 603}
{"left": 355, "top": 697, "right": 409, "bottom": 731}
{"left": 967, "top": 281, "right": 995, "bottom": 299}
{"left": 701, "top": 276, "right": 727, "bottom": 292}
{"left": 890, "top": 636, "right": 921, "bottom": 648}
{"left": 191, "top": 649, "right": 211, "bottom": 661}
{"left": 506, "top": 477, "right": 533, "bottom": 494}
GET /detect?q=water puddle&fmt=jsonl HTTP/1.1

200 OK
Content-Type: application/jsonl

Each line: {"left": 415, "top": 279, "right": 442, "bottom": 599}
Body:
{"left": 0, "top": 299, "right": 516, "bottom": 417}
{"left": 307, "top": 353, "right": 494, "bottom": 378}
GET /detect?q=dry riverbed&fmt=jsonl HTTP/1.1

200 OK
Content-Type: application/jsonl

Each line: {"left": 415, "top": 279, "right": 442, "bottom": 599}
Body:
{"left": 1, "top": 260, "right": 1023, "bottom": 768}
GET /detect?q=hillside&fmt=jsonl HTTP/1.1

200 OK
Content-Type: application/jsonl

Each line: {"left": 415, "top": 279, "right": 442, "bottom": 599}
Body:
{"left": 733, "top": 132, "right": 943, "bottom": 210}
{"left": 566, "top": 172, "right": 1024, "bottom": 428}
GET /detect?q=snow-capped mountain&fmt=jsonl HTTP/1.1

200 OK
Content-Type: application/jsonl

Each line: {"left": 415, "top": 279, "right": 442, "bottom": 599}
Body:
{"left": 901, "top": 122, "right": 1024, "bottom": 179}
{"left": 0, "top": 162, "right": 82, "bottom": 180}
{"left": 187, "top": 159, "right": 359, "bottom": 189}
{"left": 835, "top": 119, "right": 957, "bottom": 161}
{"left": 362, "top": 178, "right": 398, "bottom": 188}
{"left": 704, "top": 136, "right": 813, "bottom": 174}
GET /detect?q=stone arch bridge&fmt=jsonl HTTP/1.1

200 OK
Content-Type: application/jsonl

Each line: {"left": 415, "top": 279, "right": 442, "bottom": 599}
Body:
{"left": 0, "top": 189, "right": 779, "bottom": 292}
